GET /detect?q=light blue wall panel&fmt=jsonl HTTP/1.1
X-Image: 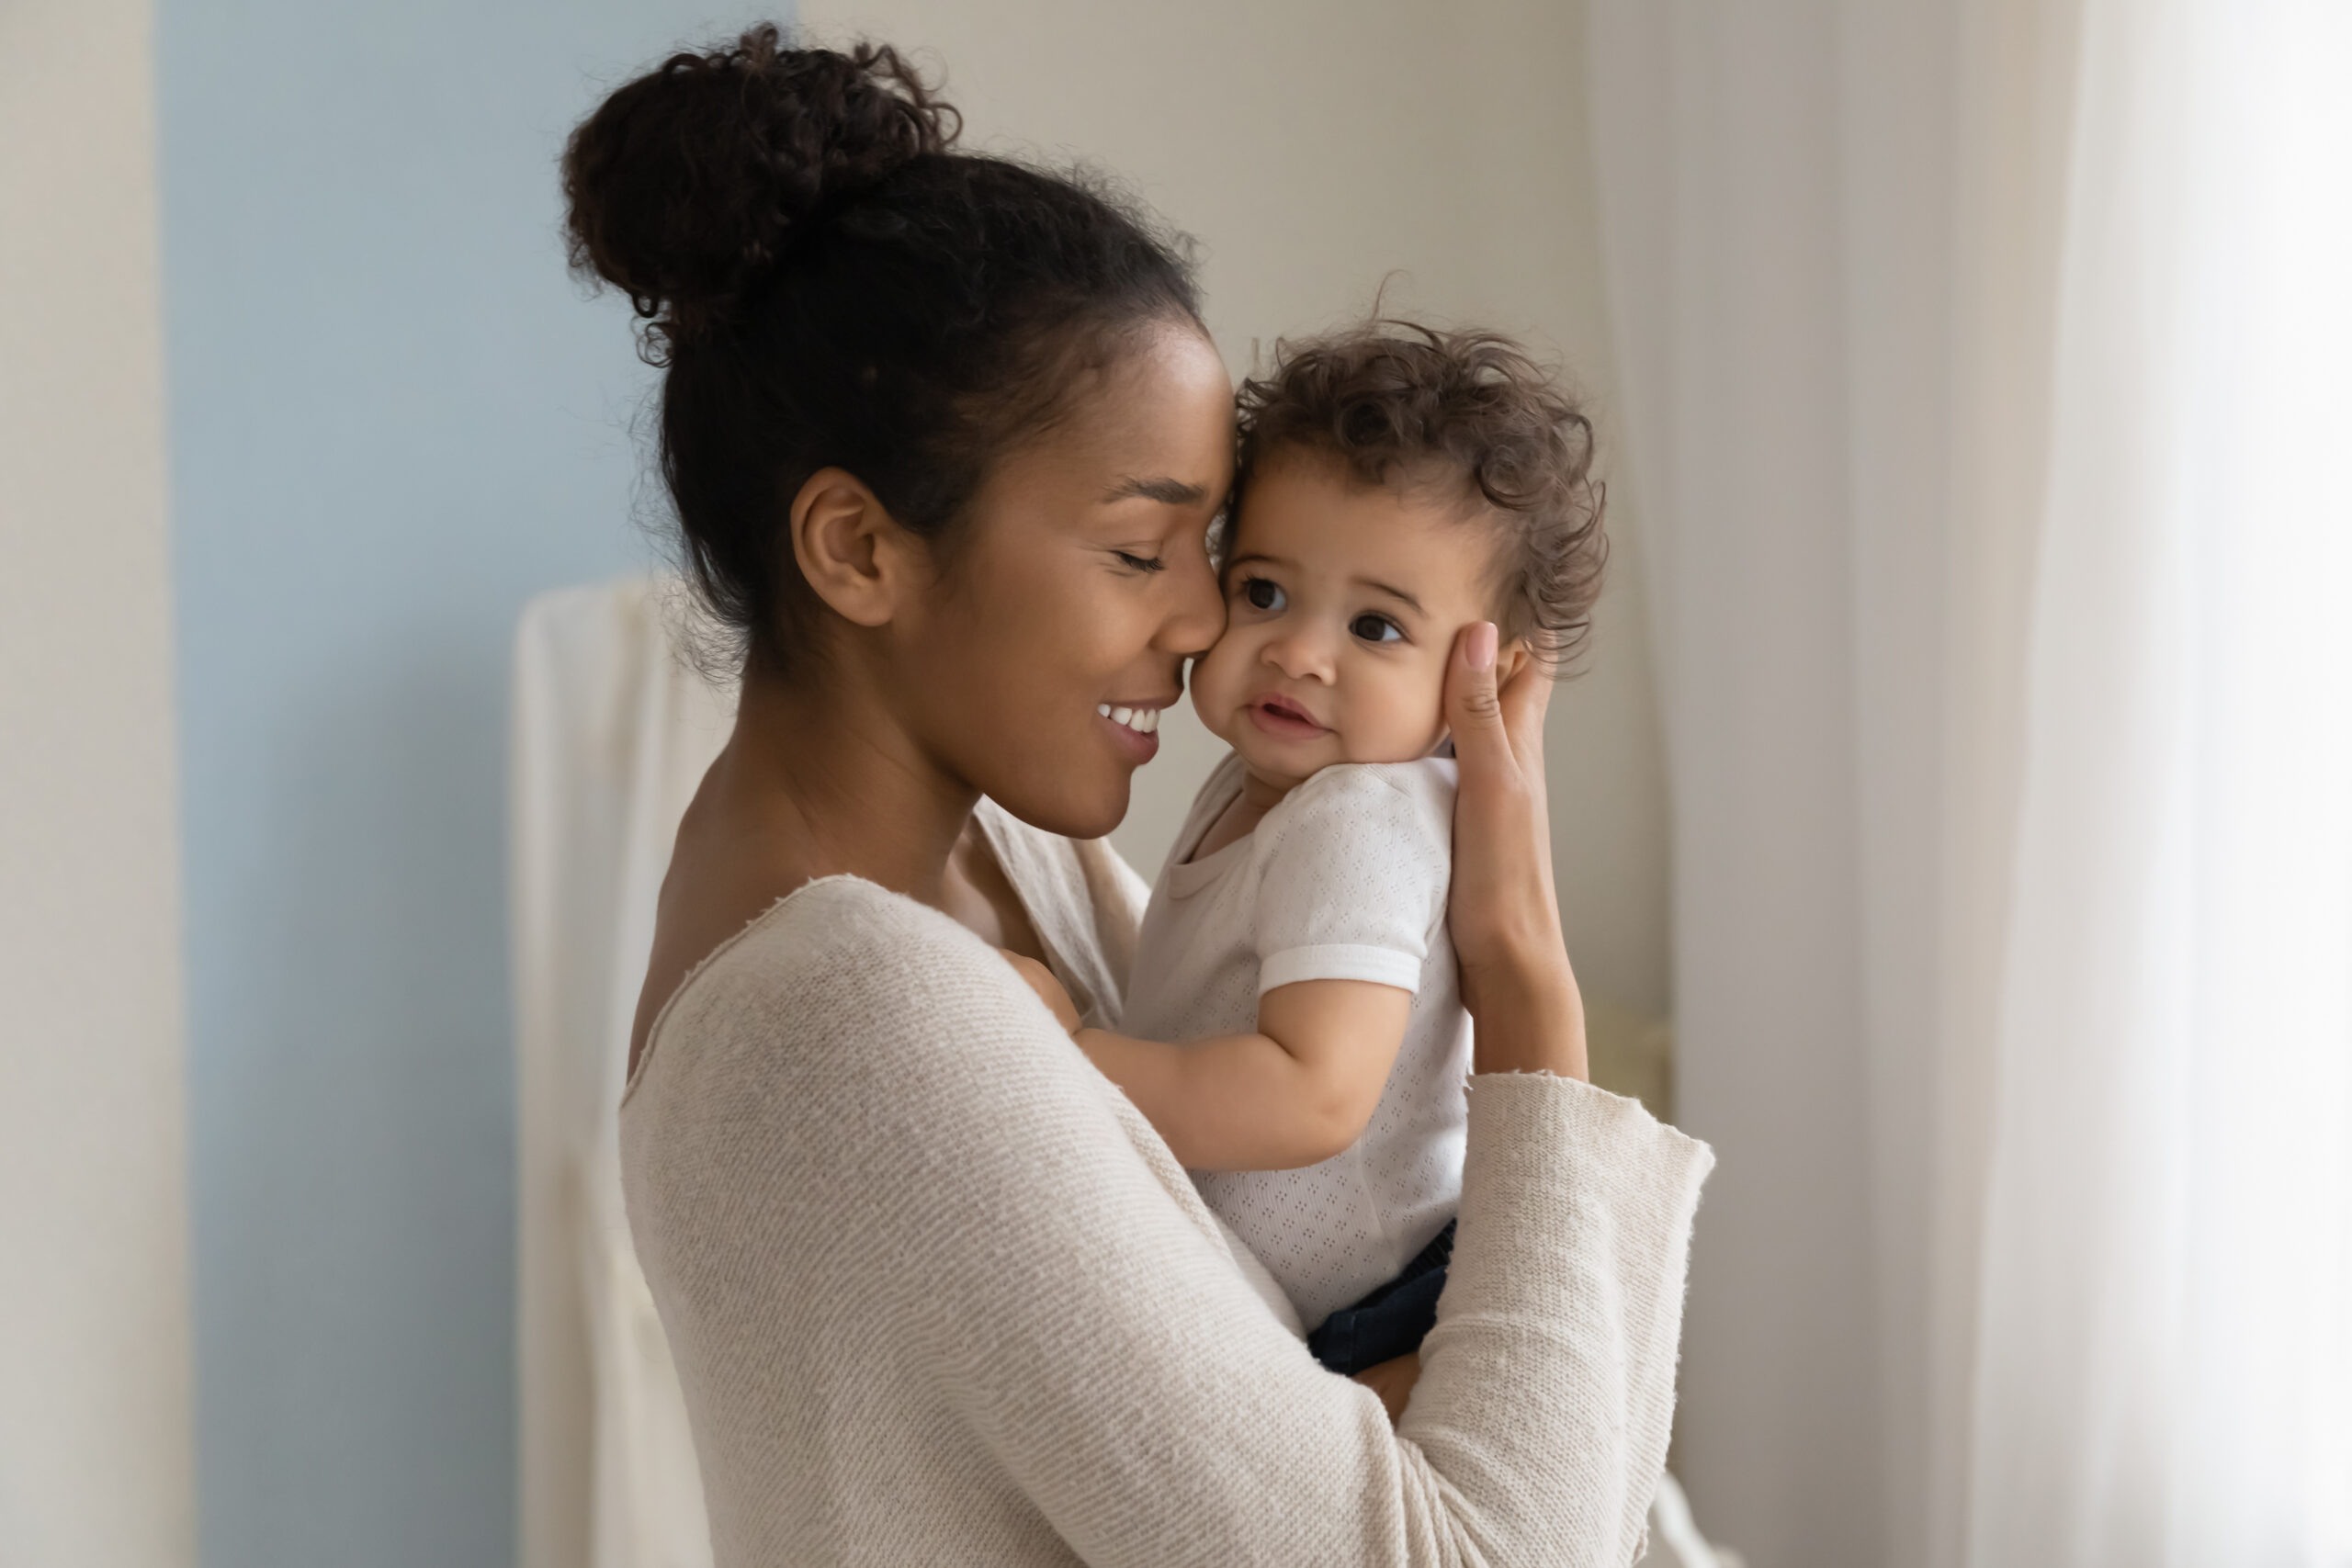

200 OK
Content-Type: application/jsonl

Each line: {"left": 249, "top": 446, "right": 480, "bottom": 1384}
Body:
{"left": 157, "top": 6, "right": 776, "bottom": 1563}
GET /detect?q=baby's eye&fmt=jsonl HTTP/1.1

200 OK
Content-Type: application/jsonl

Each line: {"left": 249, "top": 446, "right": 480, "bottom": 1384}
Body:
{"left": 1240, "top": 577, "right": 1286, "bottom": 612}
{"left": 1351, "top": 613, "right": 1405, "bottom": 645}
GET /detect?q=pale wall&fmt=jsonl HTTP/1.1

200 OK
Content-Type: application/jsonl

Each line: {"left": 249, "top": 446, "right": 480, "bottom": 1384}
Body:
{"left": 0, "top": 0, "right": 196, "bottom": 1562}
{"left": 152, "top": 4, "right": 753, "bottom": 1562}
{"left": 802, "top": 0, "right": 1674, "bottom": 1018}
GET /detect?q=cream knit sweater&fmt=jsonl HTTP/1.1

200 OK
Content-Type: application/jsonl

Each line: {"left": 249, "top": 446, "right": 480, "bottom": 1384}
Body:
{"left": 621, "top": 804, "right": 1713, "bottom": 1566}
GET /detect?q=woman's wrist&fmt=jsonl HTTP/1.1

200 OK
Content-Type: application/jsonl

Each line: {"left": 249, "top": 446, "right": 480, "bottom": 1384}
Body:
{"left": 1464, "top": 953, "right": 1589, "bottom": 1081}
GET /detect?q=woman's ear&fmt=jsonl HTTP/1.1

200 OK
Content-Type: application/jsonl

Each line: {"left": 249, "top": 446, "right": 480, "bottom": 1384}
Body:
{"left": 789, "top": 467, "right": 920, "bottom": 629}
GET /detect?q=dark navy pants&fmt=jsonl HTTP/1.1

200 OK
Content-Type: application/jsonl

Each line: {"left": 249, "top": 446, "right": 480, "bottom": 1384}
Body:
{"left": 1306, "top": 1220, "right": 1456, "bottom": 1376}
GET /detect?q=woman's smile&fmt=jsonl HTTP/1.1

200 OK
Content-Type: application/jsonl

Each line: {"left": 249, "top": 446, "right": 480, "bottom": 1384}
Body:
{"left": 1099, "top": 700, "right": 1169, "bottom": 761}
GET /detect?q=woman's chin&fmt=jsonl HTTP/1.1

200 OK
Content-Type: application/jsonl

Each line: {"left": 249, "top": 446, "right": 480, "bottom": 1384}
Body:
{"left": 988, "top": 773, "right": 1130, "bottom": 842}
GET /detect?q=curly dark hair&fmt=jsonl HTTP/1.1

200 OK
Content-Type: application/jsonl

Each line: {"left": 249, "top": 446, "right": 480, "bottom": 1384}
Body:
{"left": 563, "top": 26, "right": 1203, "bottom": 672}
{"left": 1233, "top": 321, "right": 1607, "bottom": 670}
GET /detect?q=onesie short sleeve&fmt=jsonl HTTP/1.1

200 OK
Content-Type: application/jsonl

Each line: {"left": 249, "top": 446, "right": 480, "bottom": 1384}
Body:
{"left": 1252, "top": 759, "right": 1456, "bottom": 998}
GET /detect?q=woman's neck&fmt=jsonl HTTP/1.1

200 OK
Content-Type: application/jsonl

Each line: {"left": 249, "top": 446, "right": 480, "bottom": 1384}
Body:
{"left": 712, "top": 660, "right": 978, "bottom": 908}
{"left": 628, "top": 658, "right": 989, "bottom": 1081}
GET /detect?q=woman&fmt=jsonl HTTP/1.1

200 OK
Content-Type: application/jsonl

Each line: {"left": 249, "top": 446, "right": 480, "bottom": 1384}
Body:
{"left": 571, "top": 28, "right": 1713, "bottom": 1565}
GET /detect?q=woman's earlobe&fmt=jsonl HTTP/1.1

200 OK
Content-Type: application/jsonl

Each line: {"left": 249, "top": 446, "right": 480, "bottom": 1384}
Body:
{"left": 790, "top": 468, "right": 902, "bottom": 628}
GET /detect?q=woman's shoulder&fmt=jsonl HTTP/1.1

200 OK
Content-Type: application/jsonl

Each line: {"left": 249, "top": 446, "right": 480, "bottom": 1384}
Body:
{"left": 619, "top": 871, "right": 1165, "bottom": 1228}
{"left": 616, "top": 874, "right": 1254, "bottom": 1358}
{"left": 691, "top": 873, "right": 1001, "bottom": 999}
{"left": 670, "top": 874, "right": 948, "bottom": 995}
{"left": 634, "top": 876, "right": 1029, "bottom": 1100}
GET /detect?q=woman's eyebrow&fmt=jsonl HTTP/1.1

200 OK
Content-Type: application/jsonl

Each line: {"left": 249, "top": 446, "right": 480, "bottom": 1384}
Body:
{"left": 1102, "top": 475, "right": 1208, "bottom": 505}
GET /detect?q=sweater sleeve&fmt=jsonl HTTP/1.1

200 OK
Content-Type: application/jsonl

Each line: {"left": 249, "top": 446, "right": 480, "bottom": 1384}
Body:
{"left": 836, "top": 903, "right": 1713, "bottom": 1566}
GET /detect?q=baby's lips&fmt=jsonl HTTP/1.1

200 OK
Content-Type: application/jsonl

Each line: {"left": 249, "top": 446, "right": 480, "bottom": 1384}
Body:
{"left": 1254, "top": 693, "right": 1324, "bottom": 728}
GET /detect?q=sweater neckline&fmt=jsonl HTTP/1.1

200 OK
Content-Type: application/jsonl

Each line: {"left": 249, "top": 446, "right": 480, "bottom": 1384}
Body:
{"left": 623, "top": 874, "right": 875, "bottom": 1109}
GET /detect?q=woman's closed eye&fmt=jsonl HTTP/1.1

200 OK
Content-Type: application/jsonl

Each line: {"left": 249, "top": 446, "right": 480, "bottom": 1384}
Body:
{"left": 1351, "top": 612, "right": 1406, "bottom": 645}
{"left": 1112, "top": 549, "right": 1165, "bottom": 574}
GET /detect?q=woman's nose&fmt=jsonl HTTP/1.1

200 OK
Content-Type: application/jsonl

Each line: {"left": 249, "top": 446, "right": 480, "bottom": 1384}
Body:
{"left": 1159, "top": 548, "right": 1225, "bottom": 656}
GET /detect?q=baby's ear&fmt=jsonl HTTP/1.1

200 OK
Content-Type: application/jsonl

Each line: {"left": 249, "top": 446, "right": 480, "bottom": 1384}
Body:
{"left": 1497, "top": 639, "right": 1534, "bottom": 686}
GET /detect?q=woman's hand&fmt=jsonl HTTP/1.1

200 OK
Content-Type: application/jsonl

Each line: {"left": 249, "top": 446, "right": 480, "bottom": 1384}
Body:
{"left": 1443, "top": 622, "right": 1589, "bottom": 1080}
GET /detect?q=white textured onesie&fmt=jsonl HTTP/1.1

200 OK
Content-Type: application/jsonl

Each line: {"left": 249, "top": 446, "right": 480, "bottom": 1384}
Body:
{"left": 1123, "top": 750, "right": 1467, "bottom": 1330}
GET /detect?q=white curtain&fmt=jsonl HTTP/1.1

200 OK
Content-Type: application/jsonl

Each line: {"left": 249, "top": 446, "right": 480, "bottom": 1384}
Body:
{"left": 513, "top": 578, "right": 731, "bottom": 1568}
{"left": 1587, "top": 3, "right": 2352, "bottom": 1566}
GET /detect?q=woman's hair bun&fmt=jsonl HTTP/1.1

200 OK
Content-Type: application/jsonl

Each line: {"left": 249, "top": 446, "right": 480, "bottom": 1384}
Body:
{"left": 563, "top": 26, "right": 958, "bottom": 349}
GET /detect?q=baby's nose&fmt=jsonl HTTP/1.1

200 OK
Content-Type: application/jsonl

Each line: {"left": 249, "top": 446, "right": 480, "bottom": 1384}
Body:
{"left": 1263, "top": 629, "right": 1336, "bottom": 682}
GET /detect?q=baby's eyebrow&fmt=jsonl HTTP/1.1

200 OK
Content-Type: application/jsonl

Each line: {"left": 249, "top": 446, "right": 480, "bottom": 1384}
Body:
{"left": 1102, "top": 475, "right": 1208, "bottom": 505}
{"left": 1356, "top": 577, "right": 1426, "bottom": 615}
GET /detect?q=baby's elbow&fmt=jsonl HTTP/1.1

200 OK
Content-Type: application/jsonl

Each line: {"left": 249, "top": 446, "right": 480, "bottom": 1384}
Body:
{"left": 1292, "top": 1090, "right": 1374, "bottom": 1168}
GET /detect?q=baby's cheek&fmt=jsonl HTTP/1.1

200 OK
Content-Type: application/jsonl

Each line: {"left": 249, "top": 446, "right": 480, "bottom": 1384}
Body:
{"left": 1347, "top": 661, "right": 1453, "bottom": 763}
{"left": 1188, "top": 635, "right": 1243, "bottom": 737}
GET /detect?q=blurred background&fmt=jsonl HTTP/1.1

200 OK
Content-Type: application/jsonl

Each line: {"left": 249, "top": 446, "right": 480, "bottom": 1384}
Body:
{"left": 5, "top": 1, "right": 2347, "bottom": 1566}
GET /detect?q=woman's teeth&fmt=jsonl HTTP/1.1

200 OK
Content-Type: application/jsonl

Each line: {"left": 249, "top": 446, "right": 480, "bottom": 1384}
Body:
{"left": 1097, "top": 704, "right": 1160, "bottom": 734}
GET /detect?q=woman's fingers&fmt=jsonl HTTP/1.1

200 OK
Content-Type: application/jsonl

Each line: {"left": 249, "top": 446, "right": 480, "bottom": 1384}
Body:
{"left": 1443, "top": 621, "right": 1508, "bottom": 765}
{"left": 1448, "top": 621, "right": 1541, "bottom": 960}
{"left": 1445, "top": 622, "right": 1546, "bottom": 893}
{"left": 1447, "top": 620, "right": 1550, "bottom": 795}
{"left": 1497, "top": 635, "right": 1554, "bottom": 776}
{"left": 1444, "top": 622, "right": 1587, "bottom": 1079}
{"left": 1492, "top": 643, "right": 1556, "bottom": 905}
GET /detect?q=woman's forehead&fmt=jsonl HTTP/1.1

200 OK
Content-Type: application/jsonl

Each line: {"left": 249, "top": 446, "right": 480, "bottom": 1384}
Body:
{"left": 993, "top": 334, "right": 1235, "bottom": 506}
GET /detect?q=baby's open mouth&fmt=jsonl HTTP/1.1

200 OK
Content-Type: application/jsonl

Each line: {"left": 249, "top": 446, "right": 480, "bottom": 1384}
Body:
{"left": 1251, "top": 694, "right": 1327, "bottom": 733}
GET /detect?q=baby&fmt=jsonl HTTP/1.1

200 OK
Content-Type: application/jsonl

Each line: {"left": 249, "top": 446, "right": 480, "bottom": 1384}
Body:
{"left": 1041, "top": 321, "right": 1602, "bottom": 1376}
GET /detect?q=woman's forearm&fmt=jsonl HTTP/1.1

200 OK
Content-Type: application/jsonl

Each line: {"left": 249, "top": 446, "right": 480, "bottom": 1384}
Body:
{"left": 902, "top": 968, "right": 1714, "bottom": 1568}
{"left": 1073, "top": 1028, "right": 1359, "bottom": 1170}
{"left": 1462, "top": 953, "right": 1589, "bottom": 1080}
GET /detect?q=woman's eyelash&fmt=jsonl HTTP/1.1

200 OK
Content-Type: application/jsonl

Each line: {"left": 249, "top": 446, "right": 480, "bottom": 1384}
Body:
{"left": 1113, "top": 550, "right": 1165, "bottom": 573}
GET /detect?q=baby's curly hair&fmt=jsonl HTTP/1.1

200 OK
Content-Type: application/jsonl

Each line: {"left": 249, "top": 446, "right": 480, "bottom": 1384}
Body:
{"left": 1233, "top": 321, "right": 1606, "bottom": 670}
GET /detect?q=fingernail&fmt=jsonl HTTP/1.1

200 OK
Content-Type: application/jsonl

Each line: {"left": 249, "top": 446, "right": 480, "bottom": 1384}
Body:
{"left": 1467, "top": 622, "right": 1498, "bottom": 671}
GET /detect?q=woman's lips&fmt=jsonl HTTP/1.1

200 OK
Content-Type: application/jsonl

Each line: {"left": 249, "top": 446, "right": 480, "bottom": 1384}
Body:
{"left": 1097, "top": 702, "right": 1164, "bottom": 762}
{"left": 1247, "top": 694, "right": 1329, "bottom": 741}
{"left": 1096, "top": 703, "right": 1162, "bottom": 735}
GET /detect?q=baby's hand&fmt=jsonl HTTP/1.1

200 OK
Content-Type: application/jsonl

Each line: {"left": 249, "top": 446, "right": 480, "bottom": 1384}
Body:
{"left": 1353, "top": 1351, "right": 1422, "bottom": 1425}
{"left": 999, "top": 949, "right": 1080, "bottom": 1033}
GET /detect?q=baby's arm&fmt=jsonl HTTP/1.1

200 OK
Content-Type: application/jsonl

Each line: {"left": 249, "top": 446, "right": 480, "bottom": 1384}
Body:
{"left": 993, "top": 952, "right": 1407, "bottom": 1170}
{"left": 1074, "top": 979, "right": 1409, "bottom": 1170}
